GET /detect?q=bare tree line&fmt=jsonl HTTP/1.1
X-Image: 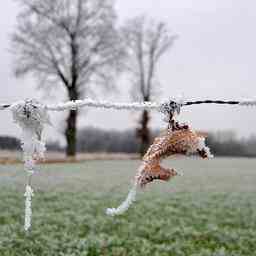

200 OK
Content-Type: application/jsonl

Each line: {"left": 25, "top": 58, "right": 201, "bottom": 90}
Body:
{"left": 122, "top": 16, "right": 177, "bottom": 155}
{"left": 1, "top": 130, "right": 256, "bottom": 157}
{"left": 11, "top": 0, "right": 175, "bottom": 157}
{"left": 12, "top": 0, "right": 124, "bottom": 157}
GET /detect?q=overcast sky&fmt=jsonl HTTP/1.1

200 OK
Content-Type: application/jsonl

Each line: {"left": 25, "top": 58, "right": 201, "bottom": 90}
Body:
{"left": 1, "top": 0, "right": 256, "bottom": 143}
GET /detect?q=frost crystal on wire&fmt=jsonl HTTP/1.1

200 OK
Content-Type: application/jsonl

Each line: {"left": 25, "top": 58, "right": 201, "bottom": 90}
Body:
{"left": 10, "top": 99, "right": 50, "bottom": 231}
{"left": 24, "top": 185, "right": 34, "bottom": 231}
{"left": 159, "top": 100, "right": 183, "bottom": 124}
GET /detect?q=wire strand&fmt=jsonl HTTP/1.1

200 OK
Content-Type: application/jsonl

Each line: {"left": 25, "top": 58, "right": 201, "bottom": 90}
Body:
{"left": 184, "top": 100, "right": 240, "bottom": 106}
{"left": 0, "top": 104, "right": 11, "bottom": 110}
{"left": 1, "top": 98, "right": 256, "bottom": 111}
{"left": 46, "top": 99, "right": 161, "bottom": 111}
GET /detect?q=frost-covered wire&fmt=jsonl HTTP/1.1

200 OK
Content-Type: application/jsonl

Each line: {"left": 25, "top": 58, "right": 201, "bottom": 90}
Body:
{"left": 10, "top": 100, "right": 50, "bottom": 173}
{"left": 1, "top": 98, "right": 256, "bottom": 112}
{"left": 239, "top": 100, "right": 256, "bottom": 106}
{"left": 24, "top": 185, "right": 34, "bottom": 231}
{"left": 45, "top": 98, "right": 256, "bottom": 111}
{"left": 106, "top": 183, "right": 138, "bottom": 216}
{"left": 106, "top": 164, "right": 144, "bottom": 216}
{"left": 10, "top": 99, "right": 50, "bottom": 231}
{"left": 46, "top": 99, "right": 161, "bottom": 111}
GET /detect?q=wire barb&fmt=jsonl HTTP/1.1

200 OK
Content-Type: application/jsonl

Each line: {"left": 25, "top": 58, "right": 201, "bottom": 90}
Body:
{"left": 0, "top": 104, "right": 11, "bottom": 110}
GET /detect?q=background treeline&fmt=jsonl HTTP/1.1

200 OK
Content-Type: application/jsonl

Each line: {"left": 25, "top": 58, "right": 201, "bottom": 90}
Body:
{"left": 0, "top": 136, "right": 20, "bottom": 150}
{"left": 1, "top": 128, "right": 256, "bottom": 157}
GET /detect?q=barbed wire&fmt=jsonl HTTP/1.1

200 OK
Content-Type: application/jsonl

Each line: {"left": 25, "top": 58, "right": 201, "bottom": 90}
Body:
{"left": 1, "top": 97, "right": 256, "bottom": 231}
{"left": 46, "top": 99, "right": 161, "bottom": 111}
{"left": 1, "top": 98, "right": 256, "bottom": 111}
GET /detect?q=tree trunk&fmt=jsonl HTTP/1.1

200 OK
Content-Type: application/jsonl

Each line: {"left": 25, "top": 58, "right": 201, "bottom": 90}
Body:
{"left": 65, "top": 88, "right": 78, "bottom": 157}
{"left": 65, "top": 109, "right": 77, "bottom": 157}
{"left": 137, "top": 109, "right": 151, "bottom": 157}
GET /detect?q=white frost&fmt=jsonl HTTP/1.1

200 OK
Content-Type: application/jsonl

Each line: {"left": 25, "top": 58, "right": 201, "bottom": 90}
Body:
{"left": 24, "top": 185, "right": 34, "bottom": 231}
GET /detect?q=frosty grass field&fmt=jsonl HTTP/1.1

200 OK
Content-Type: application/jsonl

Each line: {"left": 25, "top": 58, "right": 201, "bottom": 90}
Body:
{"left": 0, "top": 157, "right": 256, "bottom": 256}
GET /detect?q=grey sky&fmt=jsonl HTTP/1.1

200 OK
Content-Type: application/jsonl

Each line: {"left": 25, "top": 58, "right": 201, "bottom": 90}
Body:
{"left": 1, "top": 0, "right": 256, "bottom": 143}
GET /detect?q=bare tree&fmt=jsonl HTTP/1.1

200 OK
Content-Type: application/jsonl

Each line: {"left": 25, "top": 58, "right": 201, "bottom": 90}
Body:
{"left": 11, "top": 0, "right": 123, "bottom": 157}
{"left": 123, "top": 16, "right": 177, "bottom": 156}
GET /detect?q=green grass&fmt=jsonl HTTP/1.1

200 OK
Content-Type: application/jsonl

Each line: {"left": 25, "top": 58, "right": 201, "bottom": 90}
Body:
{"left": 0, "top": 158, "right": 256, "bottom": 256}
